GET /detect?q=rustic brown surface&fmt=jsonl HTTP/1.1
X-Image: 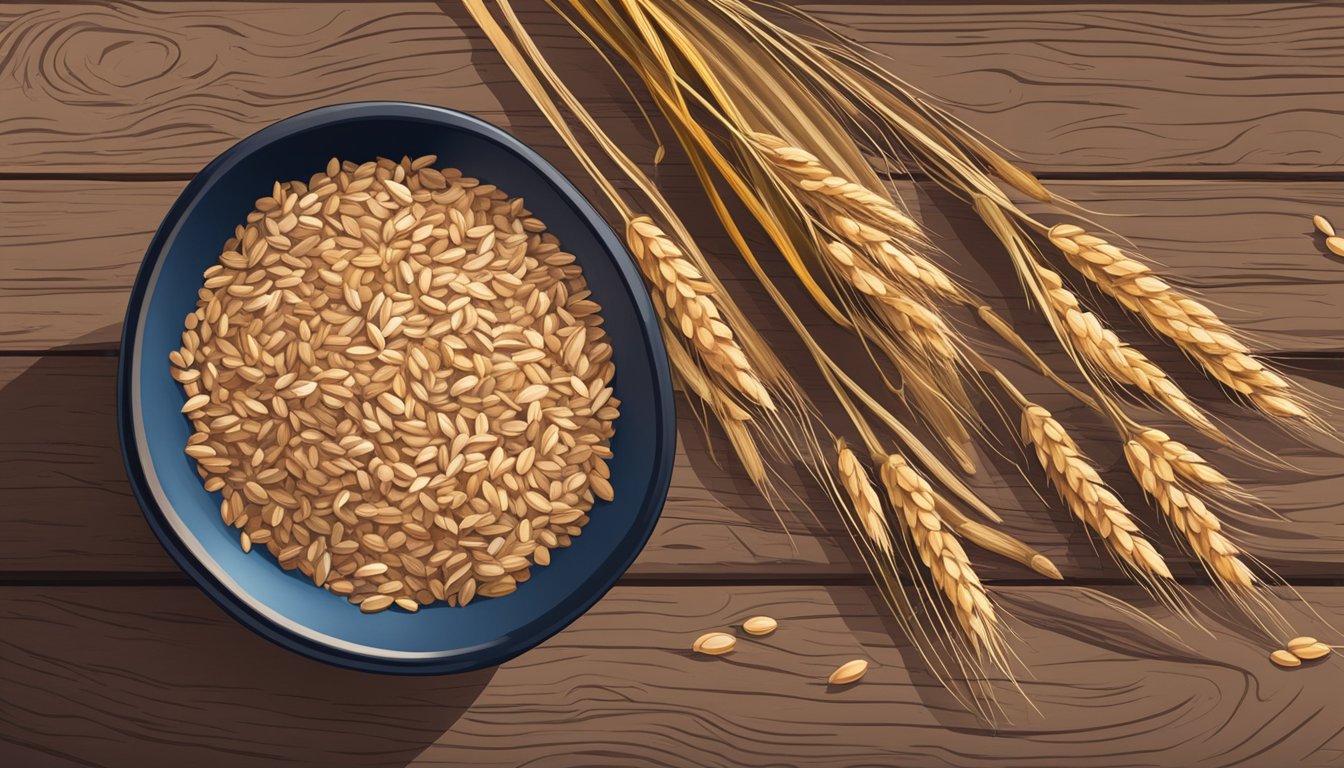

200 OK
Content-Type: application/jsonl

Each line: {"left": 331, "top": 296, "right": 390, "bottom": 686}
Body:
{"left": 3, "top": 585, "right": 1343, "bottom": 768}
{"left": 3, "top": 351, "right": 1342, "bottom": 580}
{"left": 3, "top": 3, "right": 1343, "bottom": 174}
{"left": 0, "top": 355, "right": 849, "bottom": 578}
{"left": 2, "top": 0, "right": 1342, "bottom": 765}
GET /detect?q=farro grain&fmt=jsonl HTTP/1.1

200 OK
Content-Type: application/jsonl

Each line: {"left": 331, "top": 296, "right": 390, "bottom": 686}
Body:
{"left": 171, "top": 155, "right": 620, "bottom": 613}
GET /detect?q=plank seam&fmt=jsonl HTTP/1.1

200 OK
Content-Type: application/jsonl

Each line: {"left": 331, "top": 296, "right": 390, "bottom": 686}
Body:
{"left": 4, "top": 573, "right": 1344, "bottom": 588}
{"left": 7, "top": 171, "right": 1344, "bottom": 183}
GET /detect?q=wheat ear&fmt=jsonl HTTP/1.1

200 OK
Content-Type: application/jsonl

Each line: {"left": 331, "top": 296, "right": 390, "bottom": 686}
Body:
{"left": 1123, "top": 429, "right": 1256, "bottom": 587}
{"left": 1049, "top": 224, "right": 1307, "bottom": 422}
{"left": 879, "top": 454, "right": 998, "bottom": 653}
{"left": 660, "top": 323, "right": 771, "bottom": 488}
{"left": 1020, "top": 404, "right": 1171, "bottom": 579}
{"left": 628, "top": 216, "right": 774, "bottom": 410}
{"left": 1038, "top": 266, "right": 1215, "bottom": 434}
{"left": 751, "top": 131, "right": 919, "bottom": 234}
{"left": 825, "top": 209, "right": 966, "bottom": 301}
{"left": 835, "top": 438, "right": 894, "bottom": 555}
{"left": 748, "top": 132, "right": 964, "bottom": 301}
{"left": 823, "top": 242, "right": 959, "bottom": 359}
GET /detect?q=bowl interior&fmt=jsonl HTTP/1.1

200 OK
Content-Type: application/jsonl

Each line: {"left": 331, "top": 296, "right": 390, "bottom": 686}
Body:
{"left": 124, "top": 104, "right": 672, "bottom": 670}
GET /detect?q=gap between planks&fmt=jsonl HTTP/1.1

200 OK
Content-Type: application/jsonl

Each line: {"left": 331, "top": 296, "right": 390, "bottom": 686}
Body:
{"left": 8, "top": 171, "right": 1344, "bottom": 183}
{"left": 5, "top": 573, "right": 1344, "bottom": 588}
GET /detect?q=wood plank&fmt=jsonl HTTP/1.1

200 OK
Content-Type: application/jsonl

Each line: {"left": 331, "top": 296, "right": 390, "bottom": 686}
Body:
{"left": 2, "top": 584, "right": 1342, "bottom": 767}
{"left": 0, "top": 355, "right": 842, "bottom": 578}
{"left": 2, "top": 2, "right": 1343, "bottom": 174}
{"left": 5, "top": 179, "right": 1343, "bottom": 353}
{"left": 3, "top": 354, "right": 1343, "bottom": 581}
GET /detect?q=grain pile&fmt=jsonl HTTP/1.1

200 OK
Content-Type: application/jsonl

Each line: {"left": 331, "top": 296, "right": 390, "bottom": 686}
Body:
{"left": 170, "top": 155, "right": 620, "bottom": 612}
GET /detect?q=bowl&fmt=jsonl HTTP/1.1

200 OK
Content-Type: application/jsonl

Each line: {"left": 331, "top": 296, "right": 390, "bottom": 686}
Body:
{"left": 118, "top": 102, "right": 675, "bottom": 673}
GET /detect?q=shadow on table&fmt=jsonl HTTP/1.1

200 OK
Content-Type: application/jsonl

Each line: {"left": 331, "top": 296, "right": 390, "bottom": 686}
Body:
{"left": 0, "top": 328, "right": 495, "bottom": 766}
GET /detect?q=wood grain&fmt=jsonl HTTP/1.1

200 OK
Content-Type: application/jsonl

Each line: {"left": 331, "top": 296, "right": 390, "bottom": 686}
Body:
{"left": 0, "top": 355, "right": 841, "bottom": 578}
{"left": 2, "top": 584, "right": 1342, "bottom": 767}
{"left": 2, "top": 2, "right": 1343, "bottom": 174}
{"left": 3, "top": 352, "right": 1342, "bottom": 580}
{"left": 2, "top": 2, "right": 1342, "bottom": 763}
{"left": 5, "top": 179, "right": 1343, "bottom": 353}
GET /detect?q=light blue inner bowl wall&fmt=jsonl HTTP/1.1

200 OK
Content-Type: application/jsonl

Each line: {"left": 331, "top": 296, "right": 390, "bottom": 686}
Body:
{"left": 124, "top": 104, "right": 672, "bottom": 668}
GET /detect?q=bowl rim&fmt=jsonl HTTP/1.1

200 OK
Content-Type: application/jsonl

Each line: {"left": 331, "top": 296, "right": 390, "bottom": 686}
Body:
{"left": 117, "top": 101, "right": 676, "bottom": 674}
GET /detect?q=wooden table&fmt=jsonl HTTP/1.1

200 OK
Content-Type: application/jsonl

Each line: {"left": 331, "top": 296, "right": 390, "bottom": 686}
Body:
{"left": 3, "top": 3, "right": 1344, "bottom": 766}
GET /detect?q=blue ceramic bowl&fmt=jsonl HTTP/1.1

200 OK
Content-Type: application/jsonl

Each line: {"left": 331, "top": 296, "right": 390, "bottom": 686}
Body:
{"left": 118, "top": 102, "right": 675, "bottom": 673}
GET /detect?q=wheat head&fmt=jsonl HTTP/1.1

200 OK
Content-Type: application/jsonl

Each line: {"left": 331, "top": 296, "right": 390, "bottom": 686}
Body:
{"left": 879, "top": 454, "right": 998, "bottom": 653}
{"left": 1049, "top": 224, "right": 1307, "bottom": 421}
{"left": 1020, "top": 404, "right": 1171, "bottom": 579}
{"left": 1038, "top": 266, "right": 1215, "bottom": 433}
{"left": 748, "top": 132, "right": 964, "bottom": 301}
{"left": 1123, "top": 428, "right": 1256, "bottom": 587}
{"left": 835, "top": 439, "right": 894, "bottom": 555}
{"left": 751, "top": 131, "right": 919, "bottom": 234}
{"left": 628, "top": 216, "right": 774, "bottom": 410}
{"left": 824, "top": 209, "right": 964, "bottom": 301}
{"left": 824, "top": 241, "right": 959, "bottom": 359}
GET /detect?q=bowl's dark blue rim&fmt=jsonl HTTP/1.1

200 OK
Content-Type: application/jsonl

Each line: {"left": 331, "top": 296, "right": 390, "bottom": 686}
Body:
{"left": 116, "top": 101, "right": 676, "bottom": 674}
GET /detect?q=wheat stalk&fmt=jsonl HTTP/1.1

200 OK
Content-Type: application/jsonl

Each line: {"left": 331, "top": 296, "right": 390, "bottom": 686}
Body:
{"left": 751, "top": 131, "right": 920, "bottom": 235}
{"left": 748, "top": 132, "right": 965, "bottom": 302}
{"left": 661, "top": 320, "right": 752, "bottom": 422}
{"left": 823, "top": 241, "right": 959, "bottom": 360}
{"left": 835, "top": 438, "right": 894, "bottom": 555}
{"left": 824, "top": 210, "right": 965, "bottom": 302}
{"left": 628, "top": 216, "right": 775, "bottom": 410}
{"left": 825, "top": 241, "right": 979, "bottom": 466}
{"left": 1123, "top": 428, "right": 1256, "bottom": 587}
{"left": 1020, "top": 404, "right": 1171, "bottom": 579}
{"left": 1038, "top": 266, "right": 1215, "bottom": 434}
{"left": 878, "top": 454, "right": 998, "bottom": 653}
{"left": 1048, "top": 224, "right": 1307, "bottom": 422}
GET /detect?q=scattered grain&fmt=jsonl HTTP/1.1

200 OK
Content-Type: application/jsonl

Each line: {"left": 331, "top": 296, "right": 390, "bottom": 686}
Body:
{"left": 1294, "top": 643, "right": 1331, "bottom": 661}
{"left": 1271, "top": 649, "right": 1302, "bottom": 668}
{"left": 743, "top": 616, "right": 778, "bottom": 636}
{"left": 1313, "top": 214, "right": 1335, "bottom": 237}
{"left": 828, "top": 659, "right": 869, "bottom": 685}
{"left": 692, "top": 631, "right": 736, "bottom": 655}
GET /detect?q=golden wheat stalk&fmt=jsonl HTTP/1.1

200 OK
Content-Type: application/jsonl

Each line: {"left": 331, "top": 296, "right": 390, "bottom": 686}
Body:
{"left": 825, "top": 240, "right": 979, "bottom": 467}
{"left": 661, "top": 322, "right": 751, "bottom": 422}
{"left": 932, "top": 496, "right": 1062, "bottom": 580}
{"left": 1038, "top": 266, "right": 1216, "bottom": 434}
{"left": 825, "top": 210, "right": 963, "bottom": 301}
{"left": 835, "top": 438, "right": 894, "bottom": 555}
{"left": 1123, "top": 429, "right": 1256, "bottom": 587}
{"left": 751, "top": 131, "right": 920, "bottom": 235}
{"left": 628, "top": 216, "right": 775, "bottom": 410}
{"left": 660, "top": 320, "right": 771, "bottom": 487}
{"left": 1019, "top": 404, "right": 1172, "bottom": 579}
{"left": 823, "top": 241, "right": 959, "bottom": 360}
{"left": 878, "top": 454, "right": 998, "bottom": 653}
{"left": 747, "top": 131, "right": 965, "bottom": 302}
{"left": 1048, "top": 224, "right": 1307, "bottom": 422}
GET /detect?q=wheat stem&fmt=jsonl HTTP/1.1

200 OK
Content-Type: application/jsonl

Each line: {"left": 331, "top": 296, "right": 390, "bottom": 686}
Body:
{"left": 1037, "top": 265, "right": 1217, "bottom": 435}
{"left": 836, "top": 438, "right": 894, "bottom": 556}
{"left": 751, "top": 131, "right": 920, "bottom": 235}
{"left": 823, "top": 241, "right": 959, "bottom": 360}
